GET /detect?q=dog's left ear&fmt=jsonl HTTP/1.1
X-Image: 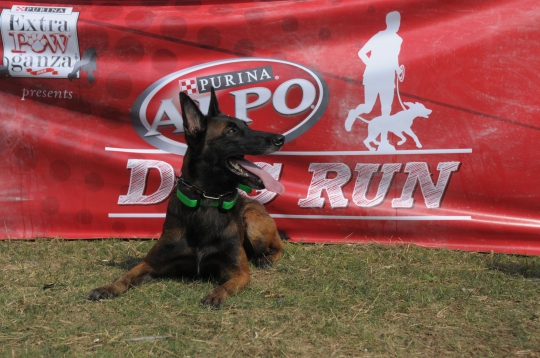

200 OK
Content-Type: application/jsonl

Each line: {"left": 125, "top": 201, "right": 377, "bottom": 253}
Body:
{"left": 208, "top": 87, "right": 221, "bottom": 118}
{"left": 180, "top": 92, "right": 207, "bottom": 136}
{"left": 404, "top": 102, "right": 414, "bottom": 108}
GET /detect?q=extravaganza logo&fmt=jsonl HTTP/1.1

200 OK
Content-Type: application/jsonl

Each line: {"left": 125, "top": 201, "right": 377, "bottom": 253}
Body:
{"left": 0, "top": 5, "right": 80, "bottom": 78}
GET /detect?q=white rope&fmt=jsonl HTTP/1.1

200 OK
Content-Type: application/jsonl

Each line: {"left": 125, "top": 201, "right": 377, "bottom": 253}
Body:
{"left": 396, "top": 65, "right": 406, "bottom": 110}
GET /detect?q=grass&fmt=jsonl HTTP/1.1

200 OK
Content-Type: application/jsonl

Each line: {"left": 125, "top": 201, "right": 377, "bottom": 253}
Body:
{"left": 1, "top": 239, "right": 540, "bottom": 357}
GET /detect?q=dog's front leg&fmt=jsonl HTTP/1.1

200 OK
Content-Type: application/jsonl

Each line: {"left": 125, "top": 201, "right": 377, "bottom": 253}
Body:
{"left": 404, "top": 128, "right": 422, "bottom": 148}
{"left": 86, "top": 261, "right": 154, "bottom": 301}
{"left": 200, "top": 249, "right": 250, "bottom": 308}
{"left": 87, "top": 230, "right": 195, "bottom": 301}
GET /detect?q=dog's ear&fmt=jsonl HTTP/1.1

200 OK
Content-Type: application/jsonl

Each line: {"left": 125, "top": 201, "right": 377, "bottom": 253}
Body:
{"left": 208, "top": 87, "right": 221, "bottom": 118}
{"left": 180, "top": 92, "right": 206, "bottom": 136}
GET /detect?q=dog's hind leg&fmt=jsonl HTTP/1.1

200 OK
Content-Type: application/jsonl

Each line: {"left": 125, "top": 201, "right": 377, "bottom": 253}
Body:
{"left": 86, "top": 230, "right": 196, "bottom": 301}
{"left": 242, "top": 200, "right": 284, "bottom": 268}
{"left": 363, "top": 138, "right": 376, "bottom": 151}
{"left": 395, "top": 131, "right": 407, "bottom": 145}
{"left": 345, "top": 109, "right": 359, "bottom": 132}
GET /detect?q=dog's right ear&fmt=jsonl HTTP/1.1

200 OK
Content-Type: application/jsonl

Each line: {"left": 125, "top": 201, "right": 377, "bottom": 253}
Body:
{"left": 180, "top": 92, "right": 207, "bottom": 136}
{"left": 207, "top": 87, "right": 221, "bottom": 118}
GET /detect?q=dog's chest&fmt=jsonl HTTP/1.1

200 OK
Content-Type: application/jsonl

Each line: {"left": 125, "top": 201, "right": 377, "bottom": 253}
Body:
{"left": 188, "top": 208, "right": 242, "bottom": 273}
{"left": 181, "top": 207, "right": 241, "bottom": 248}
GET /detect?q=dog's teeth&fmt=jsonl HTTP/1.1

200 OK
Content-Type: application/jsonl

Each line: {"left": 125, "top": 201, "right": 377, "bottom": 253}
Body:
{"left": 229, "top": 162, "right": 246, "bottom": 177}
{"left": 228, "top": 160, "right": 253, "bottom": 178}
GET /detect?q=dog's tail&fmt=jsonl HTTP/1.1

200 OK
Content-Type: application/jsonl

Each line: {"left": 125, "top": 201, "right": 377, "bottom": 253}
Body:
{"left": 356, "top": 115, "right": 370, "bottom": 124}
{"left": 278, "top": 231, "right": 290, "bottom": 241}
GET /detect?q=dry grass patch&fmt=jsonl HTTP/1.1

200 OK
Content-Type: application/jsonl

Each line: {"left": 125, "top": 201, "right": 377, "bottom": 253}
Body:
{"left": 1, "top": 239, "right": 539, "bottom": 357}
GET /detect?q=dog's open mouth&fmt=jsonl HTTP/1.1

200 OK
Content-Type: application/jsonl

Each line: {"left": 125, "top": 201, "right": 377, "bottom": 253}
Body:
{"left": 226, "top": 157, "right": 285, "bottom": 195}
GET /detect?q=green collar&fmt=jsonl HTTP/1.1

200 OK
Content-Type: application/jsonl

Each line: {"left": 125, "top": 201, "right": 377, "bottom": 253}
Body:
{"left": 176, "top": 179, "right": 252, "bottom": 211}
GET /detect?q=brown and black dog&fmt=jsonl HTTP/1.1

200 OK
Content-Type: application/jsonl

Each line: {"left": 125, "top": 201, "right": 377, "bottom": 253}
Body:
{"left": 86, "top": 88, "right": 285, "bottom": 307}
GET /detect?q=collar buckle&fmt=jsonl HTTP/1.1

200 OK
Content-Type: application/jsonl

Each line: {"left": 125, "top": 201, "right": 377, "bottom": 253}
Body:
{"left": 176, "top": 177, "right": 245, "bottom": 211}
{"left": 202, "top": 192, "right": 223, "bottom": 200}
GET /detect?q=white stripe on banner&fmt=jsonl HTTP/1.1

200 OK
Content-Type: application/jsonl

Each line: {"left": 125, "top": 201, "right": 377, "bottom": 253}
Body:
{"left": 272, "top": 149, "right": 473, "bottom": 155}
{"left": 108, "top": 213, "right": 472, "bottom": 220}
{"left": 105, "top": 147, "right": 472, "bottom": 155}
{"left": 105, "top": 147, "right": 169, "bottom": 154}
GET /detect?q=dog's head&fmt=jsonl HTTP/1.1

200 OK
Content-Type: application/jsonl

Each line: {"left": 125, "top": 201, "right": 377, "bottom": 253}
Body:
{"left": 179, "top": 88, "right": 285, "bottom": 192}
{"left": 404, "top": 102, "right": 432, "bottom": 118}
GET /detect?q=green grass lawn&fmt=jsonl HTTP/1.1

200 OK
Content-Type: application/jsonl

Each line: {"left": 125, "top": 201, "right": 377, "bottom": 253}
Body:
{"left": 1, "top": 239, "right": 539, "bottom": 357}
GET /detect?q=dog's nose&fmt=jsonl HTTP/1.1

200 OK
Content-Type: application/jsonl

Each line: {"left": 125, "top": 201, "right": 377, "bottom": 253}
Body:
{"left": 273, "top": 135, "right": 285, "bottom": 147}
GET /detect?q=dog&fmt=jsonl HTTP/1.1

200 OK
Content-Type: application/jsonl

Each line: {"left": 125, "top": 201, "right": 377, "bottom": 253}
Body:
{"left": 86, "top": 88, "right": 286, "bottom": 307}
{"left": 358, "top": 102, "right": 431, "bottom": 151}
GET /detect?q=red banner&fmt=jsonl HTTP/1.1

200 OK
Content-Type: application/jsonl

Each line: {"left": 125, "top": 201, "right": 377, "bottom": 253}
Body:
{"left": 1, "top": 1, "right": 539, "bottom": 254}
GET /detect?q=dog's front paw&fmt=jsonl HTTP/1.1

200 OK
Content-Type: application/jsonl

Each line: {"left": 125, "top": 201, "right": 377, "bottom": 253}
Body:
{"left": 200, "top": 292, "right": 227, "bottom": 308}
{"left": 86, "top": 286, "right": 115, "bottom": 301}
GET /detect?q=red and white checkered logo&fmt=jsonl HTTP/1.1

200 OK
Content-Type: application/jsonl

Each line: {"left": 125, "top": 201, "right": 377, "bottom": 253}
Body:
{"left": 179, "top": 78, "right": 198, "bottom": 95}
{"left": 15, "top": 6, "right": 26, "bottom": 11}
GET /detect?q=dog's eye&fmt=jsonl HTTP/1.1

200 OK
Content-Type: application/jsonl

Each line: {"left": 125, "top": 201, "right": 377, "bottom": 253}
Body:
{"left": 227, "top": 127, "right": 237, "bottom": 134}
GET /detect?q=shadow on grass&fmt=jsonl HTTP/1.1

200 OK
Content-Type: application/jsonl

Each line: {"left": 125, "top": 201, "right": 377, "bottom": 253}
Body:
{"left": 104, "top": 256, "right": 143, "bottom": 271}
{"left": 487, "top": 257, "right": 540, "bottom": 279}
{"left": 102, "top": 255, "right": 220, "bottom": 284}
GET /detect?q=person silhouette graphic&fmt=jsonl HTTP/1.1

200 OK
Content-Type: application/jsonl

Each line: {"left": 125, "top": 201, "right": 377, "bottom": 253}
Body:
{"left": 345, "top": 11, "right": 404, "bottom": 134}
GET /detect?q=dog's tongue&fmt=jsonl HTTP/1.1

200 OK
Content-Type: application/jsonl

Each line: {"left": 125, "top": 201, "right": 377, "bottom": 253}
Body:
{"left": 234, "top": 159, "right": 285, "bottom": 195}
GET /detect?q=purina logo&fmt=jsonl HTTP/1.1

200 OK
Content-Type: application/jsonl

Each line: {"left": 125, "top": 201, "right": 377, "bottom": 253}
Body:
{"left": 131, "top": 58, "right": 329, "bottom": 155}
{"left": 12, "top": 5, "right": 72, "bottom": 14}
{"left": 179, "top": 78, "right": 198, "bottom": 95}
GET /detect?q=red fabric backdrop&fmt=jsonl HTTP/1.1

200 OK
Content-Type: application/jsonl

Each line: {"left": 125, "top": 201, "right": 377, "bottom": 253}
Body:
{"left": 1, "top": 1, "right": 540, "bottom": 254}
